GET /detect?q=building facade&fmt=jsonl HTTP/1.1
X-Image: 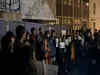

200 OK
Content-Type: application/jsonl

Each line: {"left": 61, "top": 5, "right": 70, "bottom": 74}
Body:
{"left": 0, "top": 0, "right": 21, "bottom": 21}
{"left": 0, "top": 0, "right": 90, "bottom": 31}
{"left": 89, "top": 0, "right": 100, "bottom": 32}
{"left": 21, "top": 0, "right": 56, "bottom": 21}
{"left": 56, "top": 0, "right": 89, "bottom": 31}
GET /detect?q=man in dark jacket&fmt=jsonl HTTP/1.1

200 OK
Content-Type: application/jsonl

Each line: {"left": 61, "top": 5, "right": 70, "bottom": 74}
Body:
{"left": 14, "top": 25, "right": 36, "bottom": 75}
{"left": 1, "top": 31, "right": 15, "bottom": 75}
{"left": 73, "top": 30, "right": 83, "bottom": 64}
{"left": 14, "top": 25, "right": 26, "bottom": 75}
{"left": 35, "top": 27, "right": 46, "bottom": 75}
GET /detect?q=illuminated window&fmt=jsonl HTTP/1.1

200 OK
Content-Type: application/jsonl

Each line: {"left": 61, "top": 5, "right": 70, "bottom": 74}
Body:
{"left": 56, "top": 18, "right": 60, "bottom": 24}
{"left": 0, "top": 0, "right": 6, "bottom": 11}
{"left": 68, "top": 19, "right": 71, "bottom": 24}
{"left": 64, "top": 18, "right": 67, "bottom": 24}
{"left": 68, "top": 0, "right": 72, "bottom": 6}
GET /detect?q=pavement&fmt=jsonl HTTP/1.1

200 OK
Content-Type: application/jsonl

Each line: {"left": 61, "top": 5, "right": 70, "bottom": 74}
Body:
{"left": 47, "top": 55, "right": 100, "bottom": 75}
{"left": 47, "top": 64, "right": 58, "bottom": 75}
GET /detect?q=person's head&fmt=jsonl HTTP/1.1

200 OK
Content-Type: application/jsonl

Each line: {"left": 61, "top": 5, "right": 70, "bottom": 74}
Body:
{"left": 39, "top": 27, "right": 43, "bottom": 35}
{"left": 16, "top": 25, "right": 26, "bottom": 40}
{"left": 51, "top": 30, "right": 55, "bottom": 37}
{"left": 44, "top": 31, "right": 50, "bottom": 39}
{"left": 87, "top": 29, "right": 91, "bottom": 33}
{"left": 1, "top": 31, "right": 15, "bottom": 49}
{"left": 88, "top": 31, "right": 92, "bottom": 38}
{"left": 76, "top": 30, "right": 80, "bottom": 36}
{"left": 6, "top": 31, "right": 14, "bottom": 37}
{"left": 94, "top": 29, "right": 97, "bottom": 33}
{"left": 39, "top": 27, "right": 42, "bottom": 33}
{"left": 66, "top": 30, "right": 70, "bottom": 36}
{"left": 6, "top": 31, "right": 15, "bottom": 43}
{"left": 79, "top": 30, "right": 81, "bottom": 35}
{"left": 31, "top": 27, "right": 35, "bottom": 34}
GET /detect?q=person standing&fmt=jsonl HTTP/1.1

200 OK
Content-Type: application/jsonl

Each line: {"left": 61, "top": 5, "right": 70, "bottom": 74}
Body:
{"left": 1, "top": 31, "right": 15, "bottom": 75}
{"left": 55, "top": 34, "right": 60, "bottom": 65}
{"left": 57, "top": 34, "right": 66, "bottom": 75}
{"left": 30, "top": 27, "right": 37, "bottom": 62}
{"left": 14, "top": 25, "right": 26, "bottom": 75}
{"left": 35, "top": 27, "right": 46, "bottom": 75}
{"left": 73, "top": 30, "right": 83, "bottom": 64}
{"left": 64, "top": 32, "right": 72, "bottom": 74}
{"left": 44, "top": 31, "right": 51, "bottom": 64}
{"left": 49, "top": 30, "right": 56, "bottom": 64}
{"left": 96, "top": 31, "right": 100, "bottom": 64}
{"left": 29, "top": 27, "right": 38, "bottom": 74}
{"left": 14, "top": 25, "right": 36, "bottom": 75}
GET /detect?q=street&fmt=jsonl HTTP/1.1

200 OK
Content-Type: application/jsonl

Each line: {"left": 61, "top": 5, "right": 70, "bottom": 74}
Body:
{"left": 47, "top": 56, "right": 100, "bottom": 75}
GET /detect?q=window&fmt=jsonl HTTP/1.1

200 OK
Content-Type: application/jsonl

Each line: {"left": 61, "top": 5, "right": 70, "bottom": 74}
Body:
{"left": 63, "top": 18, "right": 67, "bottom": 24}
{"left": 56, "top": 17, "right": 60, "bottom": 24}
{"left": 68, "top": 0, "right": 72, "bottom": 6}
{"left": 0, "top": 0, "right": 20, "bottom": 12}
{"left": 93, "top": 3, "right": 96, "bottom": 15}
{"left": 0, "top": 0, "right": 6, "bottom": 10}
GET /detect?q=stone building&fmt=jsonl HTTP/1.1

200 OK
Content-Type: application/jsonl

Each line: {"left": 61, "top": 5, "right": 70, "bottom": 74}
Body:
{"left": 0, "top": 0, "right": 90, "bottom": 32}
{"left": 56, "top": 0, "right": 89, "bottom": 31}
{"left": 0, "top": 0, "right": 21, "bottom": 21}
{"left": 89, "top": 0, "right": 100, "bottom": 32}
{"left": 22, "top": 0, "right": 56, "bottom": 24}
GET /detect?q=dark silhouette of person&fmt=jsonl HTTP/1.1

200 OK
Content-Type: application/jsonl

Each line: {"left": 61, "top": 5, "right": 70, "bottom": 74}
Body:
{"left": 14, "top": 25, "right": 26, "bottom": 75}
{"left": 1, "top": 31, "right": 15, "bottom": 75}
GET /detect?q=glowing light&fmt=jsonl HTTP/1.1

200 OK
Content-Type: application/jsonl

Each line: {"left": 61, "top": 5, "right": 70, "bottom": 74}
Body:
{"left": 86, "top": 2, "right": 89, "bottom": 6}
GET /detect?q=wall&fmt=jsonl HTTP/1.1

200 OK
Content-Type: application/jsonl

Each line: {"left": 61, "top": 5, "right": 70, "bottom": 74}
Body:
{"left": 89, "top": 0, "right": 100, "bottom": 32}
{"left": 95, "top": 0, "right": 100, "bottom": 30}
{"left": 21, "top": 0, "right": 56, "bottom": 20}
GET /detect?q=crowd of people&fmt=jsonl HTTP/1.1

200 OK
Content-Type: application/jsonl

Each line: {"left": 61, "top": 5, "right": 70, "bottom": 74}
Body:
{"left": 0, "top": 25, "right": 100, "bottom": 75}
